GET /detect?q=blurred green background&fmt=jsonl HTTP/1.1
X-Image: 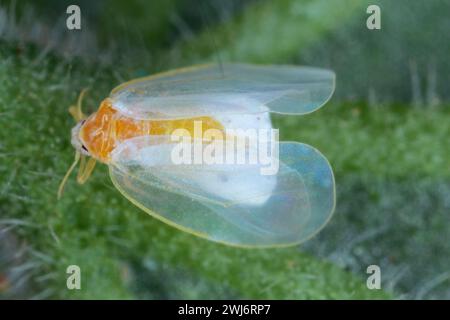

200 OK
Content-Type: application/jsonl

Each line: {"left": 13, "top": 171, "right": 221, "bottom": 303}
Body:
{"left": 0, "top": 0, "right": 448, "bottom": 299}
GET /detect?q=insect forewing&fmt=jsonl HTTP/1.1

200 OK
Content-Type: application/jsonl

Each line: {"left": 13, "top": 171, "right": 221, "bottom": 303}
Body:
{"left": 110, "top": 64, "right": 335, "bottom": 120}
{"left": 108, "top": 136, "right": 335, "bottom": 247}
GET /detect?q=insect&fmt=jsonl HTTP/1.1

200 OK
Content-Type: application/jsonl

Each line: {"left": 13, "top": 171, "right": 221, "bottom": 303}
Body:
{"left": 58, "top": 63, "right": 336, "bottom": 247}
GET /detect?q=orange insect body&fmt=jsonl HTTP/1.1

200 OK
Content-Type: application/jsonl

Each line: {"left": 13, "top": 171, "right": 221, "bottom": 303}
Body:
{"left": 80, "top": 99, "right": 224, "bottom": 163}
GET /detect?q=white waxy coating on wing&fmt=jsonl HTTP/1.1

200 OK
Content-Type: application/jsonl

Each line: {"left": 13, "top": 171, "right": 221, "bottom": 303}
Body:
{"left": 109, "top": 136, "right": 335, "bottom": 247}
{"left": 109, "top": 63, "right": 335, "bottom": 120}
{"left": 109, "top": 132, "right": 278, "bottom": 206}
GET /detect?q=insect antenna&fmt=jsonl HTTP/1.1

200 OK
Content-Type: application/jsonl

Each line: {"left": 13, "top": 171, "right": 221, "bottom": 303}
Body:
{"left": 68, "top": 88, "right": 89, "bottom": 122}
{"left": 57, "top": 151, "right": 81, "bottom": 199}
{"left": 57, "top": 88, "right": 91, "bottom": 199}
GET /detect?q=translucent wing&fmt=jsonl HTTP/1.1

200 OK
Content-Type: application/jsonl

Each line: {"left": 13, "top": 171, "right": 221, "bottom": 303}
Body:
{"left": 108, "top": 136, "right": 335, "bottom": 247}
{"left": 110, "top": 63, "right": 335, "bottom": 120}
